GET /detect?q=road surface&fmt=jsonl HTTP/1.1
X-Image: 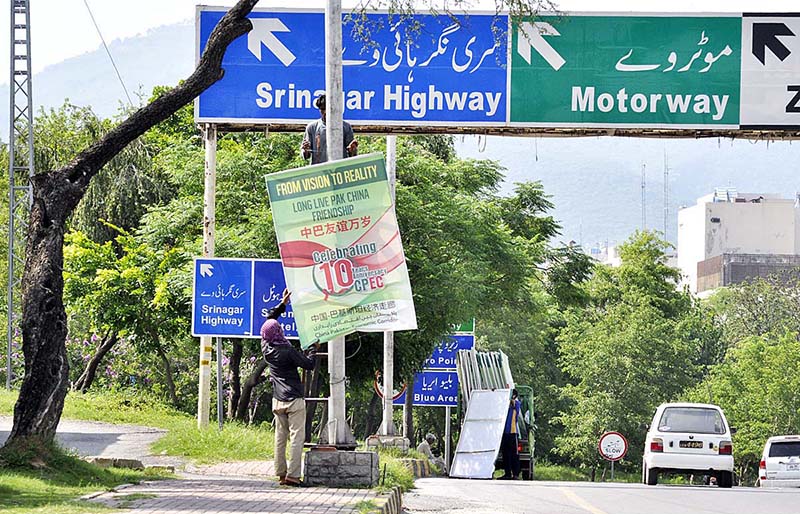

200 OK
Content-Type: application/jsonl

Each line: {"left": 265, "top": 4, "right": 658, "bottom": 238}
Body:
{"left": 0, "top": 415, "right": 178, "bottom": 466}
{"left": 404, "top": 477, "right": 800, "bottom": 514}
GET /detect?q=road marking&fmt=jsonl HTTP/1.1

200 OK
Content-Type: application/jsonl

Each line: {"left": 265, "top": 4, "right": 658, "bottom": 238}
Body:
{"left": 558, "top": 487, "right": 609, "bottom": 514}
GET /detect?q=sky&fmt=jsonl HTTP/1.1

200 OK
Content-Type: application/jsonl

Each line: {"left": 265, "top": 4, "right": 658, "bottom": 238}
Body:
{"left": 0, "top": 0, "right": 795, "bottom": 76}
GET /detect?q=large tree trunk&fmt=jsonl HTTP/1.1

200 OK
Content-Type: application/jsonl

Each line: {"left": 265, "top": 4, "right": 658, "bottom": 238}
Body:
{"left": 227, "top": 340, "right": 243, "bottom": 419}
{"left": 3, "top": 0, "right": 258, "bottom": 450}
{"left": 363, "top": 391, "right": 381, "bottom": 438}
{"left": 235, "top": 361, "right": 267, "bottom": 422}
{"left": 73, "top": 332, "right": 118, "bottom": 393}
{"left": 8, "top": 173, "right": 81, "bottom": 444}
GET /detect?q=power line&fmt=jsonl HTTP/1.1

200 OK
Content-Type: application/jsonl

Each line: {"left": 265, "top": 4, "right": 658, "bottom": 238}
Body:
{"left": 82, "top": 0, "right": 133, "bottom": 106}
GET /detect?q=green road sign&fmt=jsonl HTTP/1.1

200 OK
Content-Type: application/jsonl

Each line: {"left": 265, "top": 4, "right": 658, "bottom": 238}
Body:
{"left": 452, "top": 319, "right": 475, "bottom": 333}
{"left": 511, "top": 14, "right": 742, "bottom": 128}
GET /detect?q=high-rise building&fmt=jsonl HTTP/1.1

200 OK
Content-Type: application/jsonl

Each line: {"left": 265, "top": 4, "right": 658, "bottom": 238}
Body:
{"left": 677, "top": 189, "right": 800, "bottom": 294}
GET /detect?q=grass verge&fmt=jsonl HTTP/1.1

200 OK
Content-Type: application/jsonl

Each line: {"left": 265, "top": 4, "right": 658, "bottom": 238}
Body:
{"left": 0, "top": 389, "right": 274, "bottom": 463}
{"left": 374, "top": 448, "right": 416, "bottom": 492}
{"left": 354, "top": 499, "right": 378, "bottom": 513}
{"left": 0, "top": 443, "right": 171, "bottom": 514}
{"left": 534, "top": 462, "right": 641, "bottom": 482}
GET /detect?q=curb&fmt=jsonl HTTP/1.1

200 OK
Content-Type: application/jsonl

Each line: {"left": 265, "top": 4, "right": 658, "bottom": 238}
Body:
{"left": 398, "top": 458, "right": 433, "bottom": 478}
{"left": 79, "top": 482, "right": 136, "bottom": 501}
{"left": 367, "top": 486, "right": 403, "bottom": 514}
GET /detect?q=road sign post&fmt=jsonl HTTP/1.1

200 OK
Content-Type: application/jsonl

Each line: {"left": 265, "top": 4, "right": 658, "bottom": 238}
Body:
{"left": 598, "top": 431, "right": 629, "bottom": 481}
{"left": 198, "top": 124, "right": 217, "bottom": 429}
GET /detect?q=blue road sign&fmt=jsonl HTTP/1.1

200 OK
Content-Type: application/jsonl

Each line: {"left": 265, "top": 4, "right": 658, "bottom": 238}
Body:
{"left": 251, "top": 260, "right": 297, "bottom": 338}
{"left": 193, "top": 258, "right": 252, "bottom": 336}
{"left": 192, "top": 258, "right": 295, "bottom": 338}
{"left": 196, "top": 7, "right": 507, "bottom": 126}
{"left": 424, "top": 334, "right": 474, "bottom": 369}
{"left": 393, "top": 370, "right": 459, "bottom": 407}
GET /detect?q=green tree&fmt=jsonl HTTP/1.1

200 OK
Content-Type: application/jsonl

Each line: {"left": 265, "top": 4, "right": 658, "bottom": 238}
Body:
{"left": 706, "top": 270, "right": 800, "bottom": 349}
{"left": 686, "top": 333, "right": 800, "bottom": 484}
{"left": 554, "top": 231, "right": 717, "bottom": 469}
{"left": 4, "top": 0, "right": 260, "bottom": 451}
{"left": 34, "top": 102, "right": 174, "bottom": 243}
{"left": 63, "top": 228, "right": 190, "bottom": 406}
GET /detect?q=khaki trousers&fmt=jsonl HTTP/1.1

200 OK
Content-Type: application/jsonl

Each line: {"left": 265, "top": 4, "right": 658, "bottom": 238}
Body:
{"left": 272, "top": 397, "right": 306, "bottom": 479}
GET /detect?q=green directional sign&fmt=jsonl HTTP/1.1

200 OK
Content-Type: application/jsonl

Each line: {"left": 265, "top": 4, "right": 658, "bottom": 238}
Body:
{"left": 510, "top": 14, "right": 742, "bottom": 127}
{"left": 452, "top": 319, "right": 475, "bottom": 333}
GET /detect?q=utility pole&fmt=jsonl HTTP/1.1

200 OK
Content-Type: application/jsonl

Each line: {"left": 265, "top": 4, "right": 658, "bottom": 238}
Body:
{"left": 382, "top": 135, "right": 397, "bottom": 436}
{"left": 197, "top": 124, "right": 217, "bottom": 427}
{"left": 7, "top": 0, "right": 34, "bottom": 389}
{"left": 325, "top": 0, "right": 351, "bottom": 446}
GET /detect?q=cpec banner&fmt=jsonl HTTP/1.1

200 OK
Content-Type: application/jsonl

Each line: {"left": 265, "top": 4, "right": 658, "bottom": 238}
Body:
{"left": 265, "top": 153, "right": 417, "bottom": 347}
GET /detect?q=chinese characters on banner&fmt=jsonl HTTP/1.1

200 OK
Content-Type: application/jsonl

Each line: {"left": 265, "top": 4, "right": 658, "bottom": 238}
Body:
{"left": 265, "top": 153, "right": 417, "bottom": 347}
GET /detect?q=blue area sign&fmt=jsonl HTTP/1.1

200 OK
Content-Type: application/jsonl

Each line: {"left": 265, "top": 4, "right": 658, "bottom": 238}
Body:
{"left": 192, "top": 258, "right": 296, "bottom": 338}
{"left": 424, "top": 334, "right": 475, "bottom": 369}
{"left": 393, "top": 370, "right": 459, "bottom": 407}
{"left": 196, "top": 7, "right": 507, "bottom": 126}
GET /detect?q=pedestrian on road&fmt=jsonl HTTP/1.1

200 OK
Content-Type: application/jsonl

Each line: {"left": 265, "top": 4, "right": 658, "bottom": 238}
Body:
{"left": 499, "top": 388, "right": 522, "bottom": 480}
{"left": 300, "top": 94, "right": 358, "bottom": 163}
{"left": 261, "top": 289, "right": 318, "bottom": 487}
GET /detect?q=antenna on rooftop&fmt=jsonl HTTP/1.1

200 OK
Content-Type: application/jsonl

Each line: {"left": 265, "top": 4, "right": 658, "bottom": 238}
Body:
{"left": 641, "top": 163, "right": 647, "bottom": 231}
{"left": 663, "top": 149, "right": 669, "bottom": 240}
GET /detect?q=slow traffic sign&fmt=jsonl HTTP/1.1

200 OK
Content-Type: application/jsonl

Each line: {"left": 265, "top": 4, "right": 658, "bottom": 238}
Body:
{"left": 598, "top": 431, "right": 629, "bottom": 462}
{"left": 192, "top": 258, "right": 296, "bottom": 338}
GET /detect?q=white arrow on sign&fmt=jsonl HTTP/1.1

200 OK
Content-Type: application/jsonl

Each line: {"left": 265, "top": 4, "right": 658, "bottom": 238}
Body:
{"left": 518, "top": 21, "right": 566, "bottom": 71}
{"left": 200, "top": 263, "right": 214, "bottom": 278}
{"left": 247, "top": 18, "right": 296, "bottom": 66}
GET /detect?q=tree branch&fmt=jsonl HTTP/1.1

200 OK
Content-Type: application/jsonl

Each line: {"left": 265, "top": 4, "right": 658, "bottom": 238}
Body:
{"left": 60, "top": 0, "right": 259, "bottom": 190}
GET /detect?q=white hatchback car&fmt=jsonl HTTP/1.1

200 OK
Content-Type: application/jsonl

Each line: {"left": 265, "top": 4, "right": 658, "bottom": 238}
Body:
{"left": 759, "top": 435, "right": 800, "bottom": 488}
{"left": 642, "top": 403, "right": 735, "bottom": 487}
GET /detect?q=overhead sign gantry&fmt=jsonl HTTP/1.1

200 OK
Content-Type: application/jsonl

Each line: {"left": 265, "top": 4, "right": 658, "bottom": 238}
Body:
{"left": 196, "top": 7, "right": 800, "bottom": 138}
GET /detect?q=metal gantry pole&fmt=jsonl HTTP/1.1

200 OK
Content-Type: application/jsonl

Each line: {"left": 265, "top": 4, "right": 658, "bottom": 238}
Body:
{"left": 444, "top": 405, "right": 452, "bottom": 472}
{"left": 325, "top": 0, "right": 350, "bottom": 446}
{"left": 7, "top": 0, "right": 34, "bottom": 389}
{"left": 197, "top": 124, "right": 217, "bottom": 428}
{"left": 381, "top": 135, "right": 397, "bottom": 436}
{"left": 216, "top": 336, "right": 223, "bottom": 430}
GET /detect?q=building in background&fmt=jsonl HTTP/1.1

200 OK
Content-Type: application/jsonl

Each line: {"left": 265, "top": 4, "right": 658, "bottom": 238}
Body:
{"left": 677, "top": 189, "right": 800, "bottom": 294}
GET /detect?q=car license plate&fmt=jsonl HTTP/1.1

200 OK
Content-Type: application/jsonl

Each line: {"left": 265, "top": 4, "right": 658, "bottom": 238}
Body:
{"left": 679, "top": 440, "right": 703, "bottom": 449}
{"left": 787, "top": 463, "right": 800, "bottom": 471}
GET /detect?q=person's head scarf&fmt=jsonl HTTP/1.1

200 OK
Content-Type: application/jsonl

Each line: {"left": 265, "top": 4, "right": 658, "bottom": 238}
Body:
{"left": 261, "top": 319, "right": 289, "bottom": 345}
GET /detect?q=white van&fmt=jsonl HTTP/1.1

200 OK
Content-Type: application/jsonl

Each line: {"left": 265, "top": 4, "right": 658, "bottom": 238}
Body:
{"left": 642, "top": 403, "right": 735, "bottom": 488}
{"left": 759, "top": 435, "right": 800, "bottom": 488}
